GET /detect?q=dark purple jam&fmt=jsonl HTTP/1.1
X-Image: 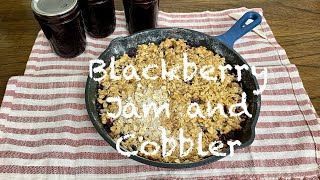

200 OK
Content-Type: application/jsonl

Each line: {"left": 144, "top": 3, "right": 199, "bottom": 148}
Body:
{"left": 80, "top": 0, "right": 116, "bottom": 38}
{"left": 32, "top": 0, "right": 86, "bottom": 58}
{"left": 123, "top": 0, "right": 159, "bottom": 34}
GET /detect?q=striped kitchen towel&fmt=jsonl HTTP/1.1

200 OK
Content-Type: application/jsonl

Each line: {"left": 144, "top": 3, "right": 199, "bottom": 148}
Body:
{"left": 0, "top": 7, "right": 319, "bottom": 179}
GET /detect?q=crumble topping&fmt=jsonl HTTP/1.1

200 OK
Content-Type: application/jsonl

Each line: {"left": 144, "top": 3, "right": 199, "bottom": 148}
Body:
{"left": 97, "top": 38, "right": 246, "bottom": 163}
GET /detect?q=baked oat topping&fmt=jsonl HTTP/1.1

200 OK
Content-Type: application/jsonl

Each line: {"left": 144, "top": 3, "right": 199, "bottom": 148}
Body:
{"left": 97, "top": 38, "right": 247, "bottom": 163}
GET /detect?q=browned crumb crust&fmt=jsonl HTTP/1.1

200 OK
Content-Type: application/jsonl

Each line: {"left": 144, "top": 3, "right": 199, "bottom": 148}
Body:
{"left": 97, "top": 38, "right": 246, "bottom": 163}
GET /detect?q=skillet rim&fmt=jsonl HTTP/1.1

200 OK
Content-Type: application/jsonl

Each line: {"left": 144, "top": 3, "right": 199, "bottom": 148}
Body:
{"left": 85, "top": 27, "right": 261, "bottom": 168}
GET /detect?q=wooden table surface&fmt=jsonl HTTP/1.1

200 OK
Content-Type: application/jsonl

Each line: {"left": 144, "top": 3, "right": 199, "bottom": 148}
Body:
{"left": 0, "top": 0, "right": 319, "bottom": 115}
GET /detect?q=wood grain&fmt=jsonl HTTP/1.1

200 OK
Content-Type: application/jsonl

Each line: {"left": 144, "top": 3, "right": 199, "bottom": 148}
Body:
{"left": 0, "top": 0, "right": 319, "bottom": 114}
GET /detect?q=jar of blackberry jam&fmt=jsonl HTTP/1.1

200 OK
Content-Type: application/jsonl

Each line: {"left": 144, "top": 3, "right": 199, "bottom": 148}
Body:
{"left": 80, "top": 0, "right": 116, "bottom": 38}
{"left": 31, "top": 0, "right": 86, "bottom": 58}
{"left": 123, "top": 0, "right": 159, "bottom": 34}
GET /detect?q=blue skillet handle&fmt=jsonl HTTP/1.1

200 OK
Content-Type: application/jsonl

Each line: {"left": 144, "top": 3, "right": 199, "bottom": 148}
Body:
{"left": 216, "top": 11, "right": 262, "bottom": 47}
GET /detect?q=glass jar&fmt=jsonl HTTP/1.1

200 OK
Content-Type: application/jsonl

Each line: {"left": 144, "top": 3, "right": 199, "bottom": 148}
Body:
{"left": 80, "top": 0, "right": 116, "bottom": 38}
{"left": 123, "top": 0, "right": 159, "bottom": 34}
{"left": 31, "top": 0, "right": 86, "bottom": 58}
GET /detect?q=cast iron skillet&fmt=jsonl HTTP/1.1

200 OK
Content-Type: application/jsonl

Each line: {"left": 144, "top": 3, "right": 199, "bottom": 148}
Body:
{"left": 85, "top": 11, "right": 262, "bottom": 168}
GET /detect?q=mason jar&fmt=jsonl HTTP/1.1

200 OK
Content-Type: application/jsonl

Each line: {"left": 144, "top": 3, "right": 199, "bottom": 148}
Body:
{"left": 31, "top": 0, "right": 86, "bottom": 58}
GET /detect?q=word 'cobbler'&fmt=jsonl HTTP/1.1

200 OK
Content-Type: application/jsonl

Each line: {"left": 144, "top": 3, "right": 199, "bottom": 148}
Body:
{"left": 117, "top": 128, "right": 241, "bottom": 158}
